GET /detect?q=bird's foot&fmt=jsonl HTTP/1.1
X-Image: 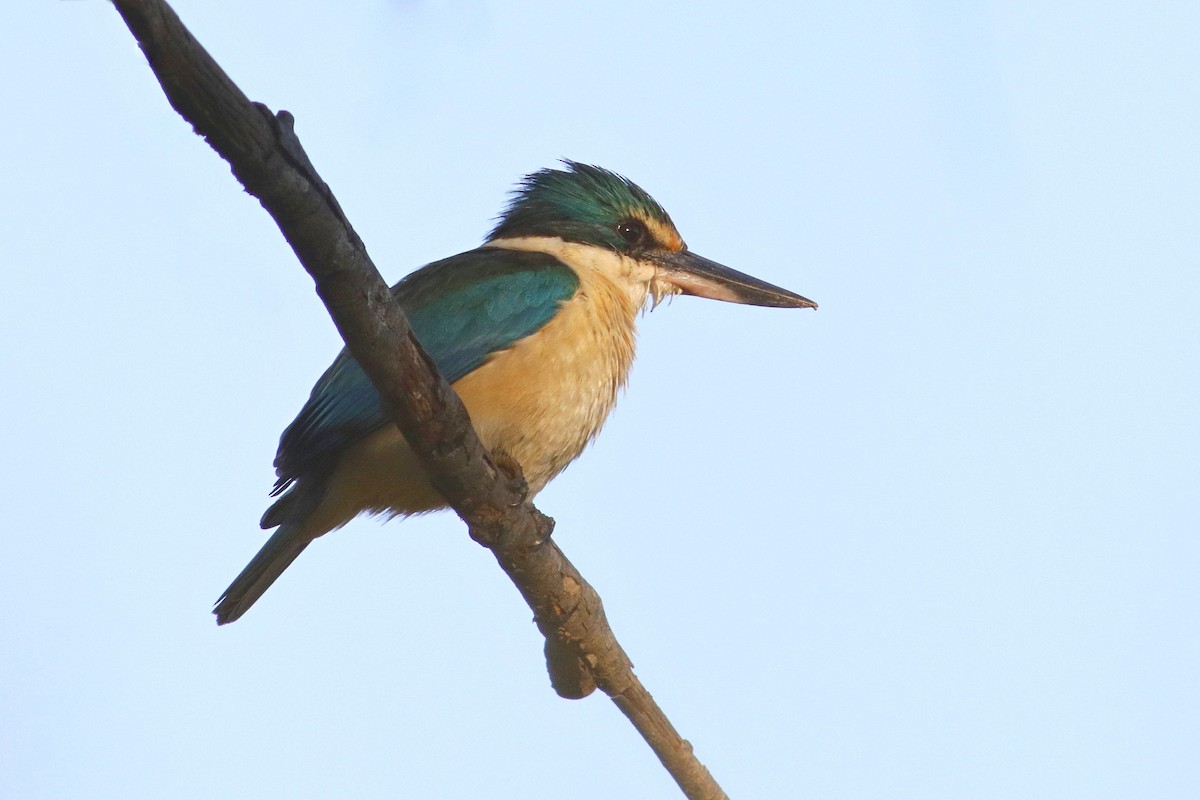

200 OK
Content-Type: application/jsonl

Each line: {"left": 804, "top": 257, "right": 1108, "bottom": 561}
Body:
{"left": 490, "top": 448, "right": 530, "bottom": 506}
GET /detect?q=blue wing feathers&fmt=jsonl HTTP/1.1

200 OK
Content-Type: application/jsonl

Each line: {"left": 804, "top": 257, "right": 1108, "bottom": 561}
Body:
{"left": 271, "top": 247, "right": 579, "bottom": 492}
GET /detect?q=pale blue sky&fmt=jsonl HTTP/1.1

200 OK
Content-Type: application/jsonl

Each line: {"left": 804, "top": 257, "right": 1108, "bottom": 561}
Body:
{"left": 3, "top": 2, "right": 1197, "bottom": 798}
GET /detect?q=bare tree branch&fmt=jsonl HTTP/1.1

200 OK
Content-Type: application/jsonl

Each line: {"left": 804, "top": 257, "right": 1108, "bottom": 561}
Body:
{"left": 108, "top": 1, "right": 728, "bottom": 797}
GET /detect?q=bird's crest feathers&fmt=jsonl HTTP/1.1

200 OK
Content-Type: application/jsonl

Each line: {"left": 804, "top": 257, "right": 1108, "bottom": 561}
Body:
{"left": 488, "top": 161, "right": 684, "bottom": 251}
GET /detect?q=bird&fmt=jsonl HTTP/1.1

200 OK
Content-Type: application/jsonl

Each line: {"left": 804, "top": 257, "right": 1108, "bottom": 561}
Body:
{"left": 214, "top": 161, "right": 816, "bottom": 624}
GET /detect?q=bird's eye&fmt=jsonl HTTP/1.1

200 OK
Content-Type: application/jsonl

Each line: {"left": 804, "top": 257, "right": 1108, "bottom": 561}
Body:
{"left": 616, "top": 219, "right": 648, "bottom": 248}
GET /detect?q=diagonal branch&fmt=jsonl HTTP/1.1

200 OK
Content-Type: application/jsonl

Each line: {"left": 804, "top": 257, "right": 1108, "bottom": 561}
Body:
{"left": 109, "top": 1, "right": 728, "bottom": 798}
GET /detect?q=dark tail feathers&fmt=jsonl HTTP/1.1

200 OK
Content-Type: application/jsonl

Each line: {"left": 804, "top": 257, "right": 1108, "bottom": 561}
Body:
{"left": 213, "top": 520, "right": 313, "bottom": 625}
{"left": 214, "top": 483, "right": 327, "bottom": 625}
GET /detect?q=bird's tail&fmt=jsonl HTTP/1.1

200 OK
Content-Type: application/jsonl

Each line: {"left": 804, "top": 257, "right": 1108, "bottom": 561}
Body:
{"left": 213, "top": 520, "right": 312, "bottom": 625}
{"left": 214, "top": 484, "right": 327, "bottom": 625}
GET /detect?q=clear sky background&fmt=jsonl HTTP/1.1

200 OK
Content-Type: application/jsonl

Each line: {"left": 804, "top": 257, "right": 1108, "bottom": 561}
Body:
{"left": 3, "top": 2, "right": 1197, "bottom": 798}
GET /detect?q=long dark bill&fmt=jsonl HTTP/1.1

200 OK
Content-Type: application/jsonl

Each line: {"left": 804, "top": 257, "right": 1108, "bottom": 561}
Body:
{"left": 652, "top": 250, "right": 817, "bottom": 309}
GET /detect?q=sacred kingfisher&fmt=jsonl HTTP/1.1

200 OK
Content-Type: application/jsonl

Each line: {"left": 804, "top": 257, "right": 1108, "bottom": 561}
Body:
{"left": 215, "top": 162, "right": 816, "bottom": 624}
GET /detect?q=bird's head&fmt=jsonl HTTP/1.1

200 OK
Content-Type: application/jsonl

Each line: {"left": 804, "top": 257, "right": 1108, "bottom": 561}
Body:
{"left": 487, "top": 161, "right": 817, "bottom": 310}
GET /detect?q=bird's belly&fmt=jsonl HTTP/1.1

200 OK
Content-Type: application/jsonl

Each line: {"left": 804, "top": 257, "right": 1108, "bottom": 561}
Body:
{"left": 453, "top": 292, "right": 634, "bottom": 493}
{"left": 326, "top": 289, "right": 636, "bottom": 522}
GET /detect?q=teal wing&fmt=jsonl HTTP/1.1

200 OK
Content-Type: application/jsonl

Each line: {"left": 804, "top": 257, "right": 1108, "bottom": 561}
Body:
{"left": 270, "top": 247, "right": 579, "bottom": 493}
